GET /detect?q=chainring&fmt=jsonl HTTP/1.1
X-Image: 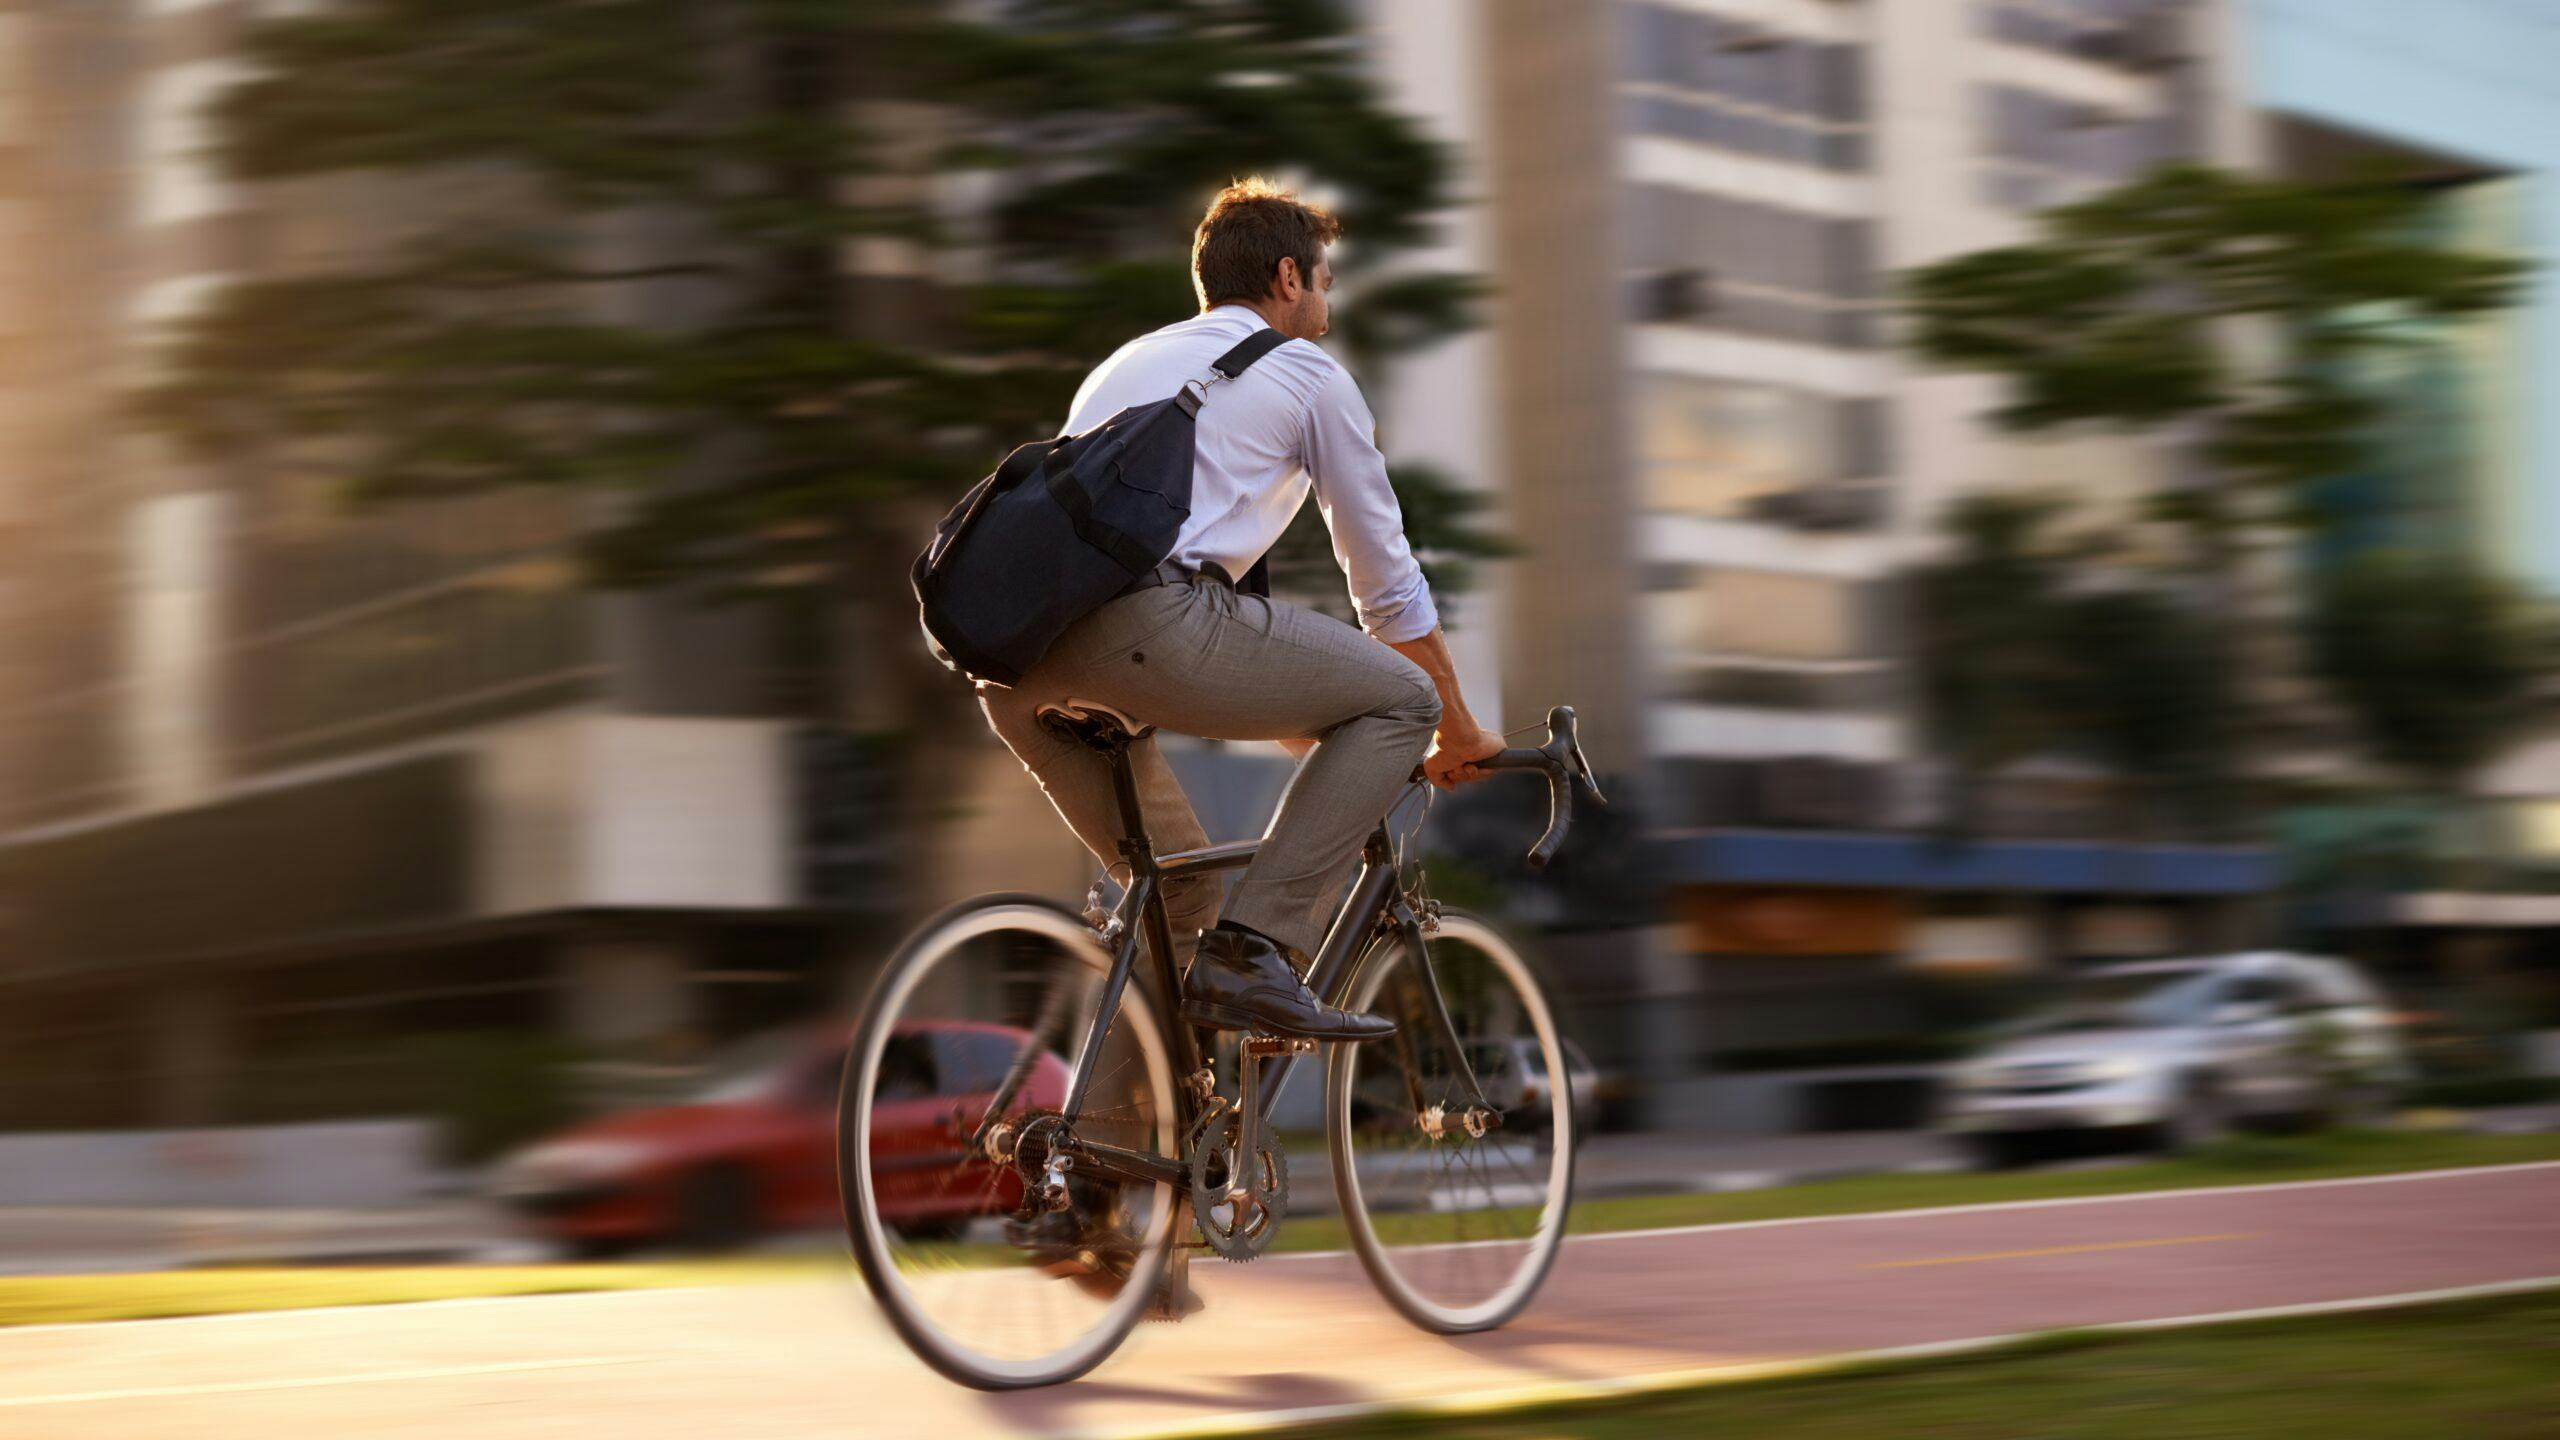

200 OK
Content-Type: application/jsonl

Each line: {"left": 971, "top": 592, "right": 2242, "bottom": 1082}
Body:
{"left": 1184, "top": 1109, "right": 1288, "bottom": 1262}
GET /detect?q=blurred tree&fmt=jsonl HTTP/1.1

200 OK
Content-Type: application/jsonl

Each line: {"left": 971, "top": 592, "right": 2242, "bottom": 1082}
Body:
{"left": 1910, "top": 494, "right": 2079, "bottom": 826}
{"left": 138, "top": 0, "right": 1502, "bottom": 721}
{"left": 1903, "top": 164, "right": 2529, "bottom": 833}
{"left": 1912, "top": 493, "right": 2234, "bottom": 838}
{"left": 2049, "top": 584, "right": 2235, "bottom": 838}
{"left": 135, "top": 1, "right": 1506, "bottom": 938}
{"left": 1903, "top": 163, "right": 2525, "bottom": 558}
{"left": 2305, "top": 550, "right": 2545, "bottom": 798}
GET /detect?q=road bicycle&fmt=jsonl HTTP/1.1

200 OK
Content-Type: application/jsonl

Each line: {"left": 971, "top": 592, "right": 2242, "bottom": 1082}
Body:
{"left": 837, "top": 701, "right": 1602, "bottom": 1389}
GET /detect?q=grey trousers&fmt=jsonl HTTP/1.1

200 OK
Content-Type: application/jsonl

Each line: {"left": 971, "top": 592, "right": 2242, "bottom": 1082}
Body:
{"left": 979, "top": 572, "right": 1441, "bottom": 964}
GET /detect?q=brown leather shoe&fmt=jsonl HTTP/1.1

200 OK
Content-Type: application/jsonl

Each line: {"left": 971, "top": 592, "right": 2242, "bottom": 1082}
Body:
{"left": 1180, "top": 926, "right": 1394, "bottom": 1041}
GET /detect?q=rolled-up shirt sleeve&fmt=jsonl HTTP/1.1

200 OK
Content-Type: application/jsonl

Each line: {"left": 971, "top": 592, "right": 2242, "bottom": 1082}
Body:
{"left": 1299, "top": 364, "right": 1441, "bottom": 643}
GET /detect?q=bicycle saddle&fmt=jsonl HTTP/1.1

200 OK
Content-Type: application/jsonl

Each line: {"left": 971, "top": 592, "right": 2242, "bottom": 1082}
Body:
{"left": 1036, "top": 698, "right": 1155, "bottom": 748}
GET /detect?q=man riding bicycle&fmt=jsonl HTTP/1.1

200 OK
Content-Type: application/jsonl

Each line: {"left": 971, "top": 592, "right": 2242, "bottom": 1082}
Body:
{"left": 853, "top": 187, "right": 1588, "bottom": 1357}
{"left": 975, "top": 177, "right": 1508, "bottom": 1044}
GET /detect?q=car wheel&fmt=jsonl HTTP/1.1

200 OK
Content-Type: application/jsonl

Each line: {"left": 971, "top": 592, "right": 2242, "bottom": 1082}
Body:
{"left": 675, "top": 1164, "right": 758, "bottom": 1252}
{"left": 2155, "top": 1078, "right": 2228, "bottom": 1154}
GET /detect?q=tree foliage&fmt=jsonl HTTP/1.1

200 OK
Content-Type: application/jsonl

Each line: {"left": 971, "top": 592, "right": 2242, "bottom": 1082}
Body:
{"left": 140, "top": 0, "right": 1502, "bottom": 686}
{"left": 1903, "top": 164, "right": 2540, "bottom": 823}
{"left": 2305, "top": 550, "right": 2547, "bottom": 789}
{"left": 1913, "top": 494, "right": 2233, "bottom": 834}
{"left": 1903, "top": 163, "right": 2525, "bottom": 547}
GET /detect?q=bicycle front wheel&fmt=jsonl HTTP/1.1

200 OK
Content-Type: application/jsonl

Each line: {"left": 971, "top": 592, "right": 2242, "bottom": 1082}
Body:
{"left": 1326, "top": 910, "right": 1576, "bottom": 1333}
{"left": 838, "top": 896, "right": 1178, "bottom": 1389}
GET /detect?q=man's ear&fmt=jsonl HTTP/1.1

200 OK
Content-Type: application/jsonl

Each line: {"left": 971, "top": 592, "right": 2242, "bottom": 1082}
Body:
{"left": 1272, "top": 255, "right": 1302, "bottom": 303}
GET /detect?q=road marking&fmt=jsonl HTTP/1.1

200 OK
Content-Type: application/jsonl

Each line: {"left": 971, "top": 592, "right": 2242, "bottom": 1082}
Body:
{"left": 0, "top": 1354, "right": 649, "bottom": 1409}
{"left": 1867, "top": 1231, "right": 2259, "bottom": 1269}
{"left": 0, "top": 1284, "right": 752, "bottom": 1338}
{"left": 1075, "top": 1276, "right": 2560, "bottom": 1440}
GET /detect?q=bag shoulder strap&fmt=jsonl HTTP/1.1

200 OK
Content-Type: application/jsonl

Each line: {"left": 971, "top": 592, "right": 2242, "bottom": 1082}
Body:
{"left": 1209, "top": 327, "right": 1289, "bottom": 380}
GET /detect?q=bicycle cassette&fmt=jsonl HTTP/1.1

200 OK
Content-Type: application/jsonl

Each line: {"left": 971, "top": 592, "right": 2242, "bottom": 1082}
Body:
{"left": 1184, "top": 1110, "right": 1287, "bottom": 1262}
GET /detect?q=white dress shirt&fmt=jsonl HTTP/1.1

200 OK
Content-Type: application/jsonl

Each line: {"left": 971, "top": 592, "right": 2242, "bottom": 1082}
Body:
{"left": 1061, "top": 303, "right": 1440, "bottom": 643}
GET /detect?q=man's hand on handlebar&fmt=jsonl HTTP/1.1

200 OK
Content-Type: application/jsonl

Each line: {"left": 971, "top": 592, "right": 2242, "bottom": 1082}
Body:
{"left": 1422, "top": 722, "right": 1508, "bottom": 790}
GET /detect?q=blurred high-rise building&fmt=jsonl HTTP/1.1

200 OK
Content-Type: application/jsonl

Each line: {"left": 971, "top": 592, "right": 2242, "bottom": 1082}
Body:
{"left": 1358, "top": 0, "right": 2292, "bottom": 1124}
{"left": 0, "top": 1, "right": 888, "bottom": 1132}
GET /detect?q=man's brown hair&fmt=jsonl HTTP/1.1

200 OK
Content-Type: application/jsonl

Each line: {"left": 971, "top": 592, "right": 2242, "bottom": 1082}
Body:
{"left": 1191, "top": 177, "right": 1341, "bottom": 310}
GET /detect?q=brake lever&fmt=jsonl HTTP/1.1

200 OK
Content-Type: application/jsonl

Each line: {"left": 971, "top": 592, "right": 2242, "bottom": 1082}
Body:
{"left": 1567, "top": 733, "right": 1605, "bottom": 807}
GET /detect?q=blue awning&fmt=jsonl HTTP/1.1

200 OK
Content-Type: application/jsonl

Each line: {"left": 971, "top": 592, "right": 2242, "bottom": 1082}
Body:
{"left": 1658, "top": 828, "right": 2277, "bottom": 896}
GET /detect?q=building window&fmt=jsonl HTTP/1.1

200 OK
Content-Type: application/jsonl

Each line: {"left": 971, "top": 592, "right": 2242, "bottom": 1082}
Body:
{"left": 1640, "top": 374, "right": 1891, "bottom": 517}
{"left": 1647, "top": 569, "right": 1893, "bottom": 711}
{"left": 1616, "top": 4, "right": 1870, "bottom": 173}
{"left": 1976, "top": 84, "right": 2180, "bottom": 209}
{"left": 1640, "top": 375, "right": 1842, "bottom": 519}
{"left": 1623, "top": 185, "right": 1879, "bottom": 348}
{"left": 1662, "top": 568, "right": 1866, "bottom": 662}
{"left": 1977, "top": 0, "right": 2184, "bottom": 70}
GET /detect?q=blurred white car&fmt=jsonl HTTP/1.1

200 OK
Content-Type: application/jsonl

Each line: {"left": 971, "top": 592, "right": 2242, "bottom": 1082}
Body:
{"left": 1940, "top": 952, "right": 2409, "bottom": 1167}
{"left": 1466, "top": 1037, "right": 1601, "bottom": 1136}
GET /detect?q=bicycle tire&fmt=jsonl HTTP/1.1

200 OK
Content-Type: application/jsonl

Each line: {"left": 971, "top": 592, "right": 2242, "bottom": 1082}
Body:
{"left": 1325, "top": 909, "right": 1577, "bottom": 1334}
{"left": 838, "top": 894, "right": 1178, "bottom": 1390}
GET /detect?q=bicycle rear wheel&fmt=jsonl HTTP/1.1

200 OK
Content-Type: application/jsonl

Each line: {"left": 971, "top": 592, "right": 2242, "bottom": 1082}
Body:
{"left": 1326, "top": 910, "right": 1576, "bottom": 1333}
{"left": 838, "top": 896, "right": 1177, "bottom": 1389}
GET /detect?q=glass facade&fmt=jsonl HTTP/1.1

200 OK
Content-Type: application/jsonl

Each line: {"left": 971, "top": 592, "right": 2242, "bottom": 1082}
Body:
{"left": 2249, "top": 0, "right": 2560, "bottom": 594}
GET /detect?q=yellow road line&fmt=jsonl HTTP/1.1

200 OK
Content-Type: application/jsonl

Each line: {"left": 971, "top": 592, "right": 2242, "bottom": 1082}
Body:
{"left": 0, "top": 1355, "right": 649, "bottom": 1409}
{"left": 1868, "top": 1232, "right": 2260, "bottom": 1270}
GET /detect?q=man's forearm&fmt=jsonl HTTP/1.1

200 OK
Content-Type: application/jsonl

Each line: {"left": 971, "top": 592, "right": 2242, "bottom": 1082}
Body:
{"left": 1387, "top": 626, "right": 1478, "bottom": 737}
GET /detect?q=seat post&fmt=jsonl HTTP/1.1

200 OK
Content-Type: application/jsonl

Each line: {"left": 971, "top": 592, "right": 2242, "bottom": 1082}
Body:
{"left": 1103, "top": 739, "right": 1155, "bottom": 876}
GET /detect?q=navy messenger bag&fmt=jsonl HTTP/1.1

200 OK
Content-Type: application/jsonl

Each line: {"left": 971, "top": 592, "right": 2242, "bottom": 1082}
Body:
{"left": 911, "top": 326, "right": 1288, "bottom": 687}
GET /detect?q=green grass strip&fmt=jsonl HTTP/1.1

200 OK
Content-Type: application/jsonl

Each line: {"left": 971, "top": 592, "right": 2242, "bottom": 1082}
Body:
{"left": 1269, "top": 1128, "right": 2560, "bottom": 1256}
{"left": 1152, "top": 1288, "right": 2560, "bottom": 1439}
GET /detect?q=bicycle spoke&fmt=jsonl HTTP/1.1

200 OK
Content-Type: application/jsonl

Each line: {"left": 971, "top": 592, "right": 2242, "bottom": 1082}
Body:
{"left": 842, "top": 903, "right": 1178, "bottom": 1387}
{"left": 1330, "top": 917, "right": 1574, "bottom": 1331}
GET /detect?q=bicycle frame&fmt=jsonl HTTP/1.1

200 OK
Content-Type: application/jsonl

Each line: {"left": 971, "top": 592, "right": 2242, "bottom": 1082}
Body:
{"left": 977, "top": 728, "right": 1490, "bottom": 1196}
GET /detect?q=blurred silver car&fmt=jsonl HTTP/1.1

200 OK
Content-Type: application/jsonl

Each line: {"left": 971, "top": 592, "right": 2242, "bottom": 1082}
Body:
{"left": 1466, "top": 1037, "right": 1600, "bottom": 1135}
{"left": 1940, "top": 952, "right": 2410, "bottom": 1167}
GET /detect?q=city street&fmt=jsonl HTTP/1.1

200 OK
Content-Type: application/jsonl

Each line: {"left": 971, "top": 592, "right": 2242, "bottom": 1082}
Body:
{"left": 3, "top": 1162, "right": 2552, "bottom": 1439}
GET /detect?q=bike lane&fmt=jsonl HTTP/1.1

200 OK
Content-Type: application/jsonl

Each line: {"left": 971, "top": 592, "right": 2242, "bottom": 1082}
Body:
{"left": 0, "top": 1163, "right": 2551, "bottom": 1439}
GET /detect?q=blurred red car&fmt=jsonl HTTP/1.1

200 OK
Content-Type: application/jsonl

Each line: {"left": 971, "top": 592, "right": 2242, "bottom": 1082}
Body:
{"left": 493, "top": 1021, "right": 1065, "bottom": 1255}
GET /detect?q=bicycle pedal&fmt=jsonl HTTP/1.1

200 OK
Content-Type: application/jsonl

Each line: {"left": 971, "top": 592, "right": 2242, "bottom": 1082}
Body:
{"left": 1239, "top": 1035, "right": 1319, "bottom": 1058}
